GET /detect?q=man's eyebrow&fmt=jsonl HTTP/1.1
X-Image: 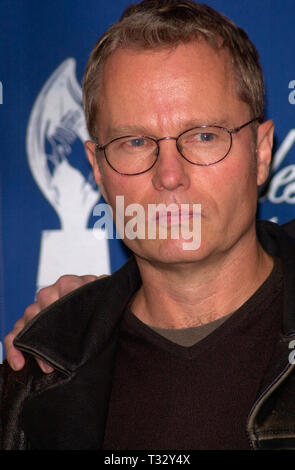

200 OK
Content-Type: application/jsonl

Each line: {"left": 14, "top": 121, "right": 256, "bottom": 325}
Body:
{"left": 104, "top": 118, "right": 233, "bottom": 140}
{"left": 105, "top": 126, "right": 152, "bottom": 139}
{"left": 183, "top": 118, "right": 232, "bottom": 128}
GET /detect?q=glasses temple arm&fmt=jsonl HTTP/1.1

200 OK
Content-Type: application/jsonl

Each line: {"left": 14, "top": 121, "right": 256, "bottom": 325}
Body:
{"left": 229, "top": 116, "right": 263, "bottom": 134}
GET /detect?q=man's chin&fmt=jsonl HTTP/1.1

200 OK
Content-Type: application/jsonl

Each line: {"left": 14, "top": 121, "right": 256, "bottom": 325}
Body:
{"left": 127, "top": 238, "right": 210, "bottom": 266}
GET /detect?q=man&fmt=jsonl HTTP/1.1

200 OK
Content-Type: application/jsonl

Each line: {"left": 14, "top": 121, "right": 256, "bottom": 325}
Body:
{"left": 1, "top": 0, "right": 295, "bottom": 450}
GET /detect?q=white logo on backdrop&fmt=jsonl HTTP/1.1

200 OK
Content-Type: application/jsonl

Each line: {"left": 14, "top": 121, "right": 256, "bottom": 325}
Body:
{"left": 261, "top": 82, "right": 295, "bottom": 221}
{"left": 266, "top": 129, "right": 295, "bottom": 206}
{"left": 26, "top": 58, "right": 110, "bottom": 290}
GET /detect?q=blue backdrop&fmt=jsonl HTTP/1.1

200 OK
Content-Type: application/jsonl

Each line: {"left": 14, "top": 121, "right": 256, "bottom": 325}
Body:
{"left": 0, "top": 0, "right": 295, "bottom": 340}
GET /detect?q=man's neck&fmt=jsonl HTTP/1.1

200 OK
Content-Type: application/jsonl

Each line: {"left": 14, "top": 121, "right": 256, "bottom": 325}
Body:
{"left": 131, "top": 230, "right": 274, "bottom": 329}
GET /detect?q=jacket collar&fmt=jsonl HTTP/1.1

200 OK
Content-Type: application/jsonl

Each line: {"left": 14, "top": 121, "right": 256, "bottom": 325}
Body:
{"left": 14, "top": 256, "right": 141, "bottom": 375}
{"left": 14, "top": 219, "right": 295, "bottom": 374}
{"left": 256, "top": 219, "right": 295, "bottom": 336}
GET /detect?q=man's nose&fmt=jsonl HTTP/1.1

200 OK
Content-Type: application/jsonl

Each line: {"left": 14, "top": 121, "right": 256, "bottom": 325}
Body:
{"left": 151, "top": 138, "right": 190, "bottom": 192}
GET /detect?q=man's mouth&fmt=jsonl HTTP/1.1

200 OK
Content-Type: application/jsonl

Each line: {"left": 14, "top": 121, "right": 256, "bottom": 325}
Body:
{"left": 153, "top": 204, "right": 201, "bottom": 226}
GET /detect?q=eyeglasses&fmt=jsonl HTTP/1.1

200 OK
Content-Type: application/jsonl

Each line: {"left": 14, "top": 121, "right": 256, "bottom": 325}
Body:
{"left": 95, "top": 117, "right": 261, "bottom": 176}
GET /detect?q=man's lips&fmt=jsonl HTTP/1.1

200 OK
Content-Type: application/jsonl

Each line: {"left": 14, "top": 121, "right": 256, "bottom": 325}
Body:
{"left": 153, "top": 205, "right": 201, "bottom": 225}
{"left": 156, "top": 211, "right": 190, "bottom": 224}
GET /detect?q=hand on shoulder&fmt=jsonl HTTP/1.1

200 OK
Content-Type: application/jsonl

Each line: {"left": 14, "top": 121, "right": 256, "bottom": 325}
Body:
{"left": 4, "top": 274, "right": 102, "bottom": 373}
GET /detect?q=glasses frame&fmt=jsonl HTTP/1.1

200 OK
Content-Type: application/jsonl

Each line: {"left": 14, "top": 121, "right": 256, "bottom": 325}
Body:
{"left": 95, "top": 117, "right": 262, "bottom": 176}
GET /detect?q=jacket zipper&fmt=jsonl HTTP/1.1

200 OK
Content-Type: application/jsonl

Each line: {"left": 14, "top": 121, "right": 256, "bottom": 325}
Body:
{"left": 246, "top": 360, "right": 295, "bottom": 449}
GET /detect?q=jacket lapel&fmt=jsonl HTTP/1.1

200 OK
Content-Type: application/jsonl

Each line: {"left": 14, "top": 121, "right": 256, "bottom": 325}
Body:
{"left": 14, "top": 256, "right": 141, "bottom": 373}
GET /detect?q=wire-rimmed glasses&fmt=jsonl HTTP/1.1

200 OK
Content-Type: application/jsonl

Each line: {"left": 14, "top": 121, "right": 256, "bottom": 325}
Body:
{"left": 95, "top": 117, "right": 261, "bottom": 176}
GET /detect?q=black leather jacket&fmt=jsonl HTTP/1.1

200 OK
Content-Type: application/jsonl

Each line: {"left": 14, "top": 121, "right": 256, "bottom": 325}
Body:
{"left": 1, "top": 219, "right": 295, "bottom": 450}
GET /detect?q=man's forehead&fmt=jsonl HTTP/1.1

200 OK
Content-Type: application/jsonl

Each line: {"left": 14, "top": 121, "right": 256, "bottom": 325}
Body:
{"left": 101, "top": 40, "right": 234, "bottom": 92}
{"left": 96, "top": 41, "right": 243, "bottom": 137}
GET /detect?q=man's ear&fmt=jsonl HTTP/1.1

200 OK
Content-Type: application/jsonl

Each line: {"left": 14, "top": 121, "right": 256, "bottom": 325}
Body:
{"left": 256, "top": 120, "right": 274, "bottom": 186}
{"left": 84, "top": 140, "right": 108, "bottom": 202}
{"left": 85, "top": 140, "right": 101, "bottom": 183}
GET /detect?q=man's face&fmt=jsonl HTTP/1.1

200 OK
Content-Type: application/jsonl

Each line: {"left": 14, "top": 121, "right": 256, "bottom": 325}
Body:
{"left": 86, "top": 40, "right": 273, "bottom": 265}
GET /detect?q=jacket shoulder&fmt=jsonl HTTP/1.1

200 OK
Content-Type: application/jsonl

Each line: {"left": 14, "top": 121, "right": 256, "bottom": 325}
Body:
{"left": 13, "top": 257, "right": 140, "bottom": 374}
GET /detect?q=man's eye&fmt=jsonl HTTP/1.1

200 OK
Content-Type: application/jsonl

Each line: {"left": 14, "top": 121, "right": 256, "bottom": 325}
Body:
{"left": 126, "top": 137, "right": 146, "bottom": 147}
{"left": 197, "top": 133, "right": 215, "bottom": 143}
{"left": 184, "top": 132, "right": 217, "bottom": 145}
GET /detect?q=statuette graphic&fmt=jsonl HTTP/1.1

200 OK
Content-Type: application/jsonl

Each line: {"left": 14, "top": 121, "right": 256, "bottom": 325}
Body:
{"left": 26, "top": 58, "right": 110, "bottom": 289}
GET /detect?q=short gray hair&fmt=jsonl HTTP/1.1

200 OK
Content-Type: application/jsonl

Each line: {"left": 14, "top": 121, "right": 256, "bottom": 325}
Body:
{"left": 83, "top": 0, "right": 265, "bottom": 139}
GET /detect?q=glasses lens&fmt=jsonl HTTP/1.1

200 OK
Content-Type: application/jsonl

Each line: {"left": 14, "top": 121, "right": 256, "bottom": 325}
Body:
{"left": 178, "top": 127, "right": 231, "bottom": 165}
{"left": 105, "top": 136, "right": 157, "bottom": 174}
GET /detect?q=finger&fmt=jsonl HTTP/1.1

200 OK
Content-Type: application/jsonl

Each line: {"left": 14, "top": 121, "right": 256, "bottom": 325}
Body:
{"left": 35, "top": 286, "right": 61, "bottom": 311}
{"left": 81, "top": 274, "right": 102, "bottom": 283}
{"left": 4, "top": 331, "right": 25, "bottom": 371}
{"left": 21, "top": 302, "right": 43, "bottom": 325}
{"left": 4, "top": 304, "right": 40, "bottom": 370}
{"left": 52, "top": 274, "right": 99, "bottom": 299}
{"left": 35, "top": 358, "right": 54, "bottom": 374}
{"left": 5, "top": 336, "right": 53, "bottom": 373}
{"left": 35, "top": 274, "right": 101, "bottom": 309}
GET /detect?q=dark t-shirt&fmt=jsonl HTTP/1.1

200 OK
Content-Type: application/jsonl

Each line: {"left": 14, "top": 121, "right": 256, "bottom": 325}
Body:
{"left": 103, "top": 260, "right": 283, "bottom": 450}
